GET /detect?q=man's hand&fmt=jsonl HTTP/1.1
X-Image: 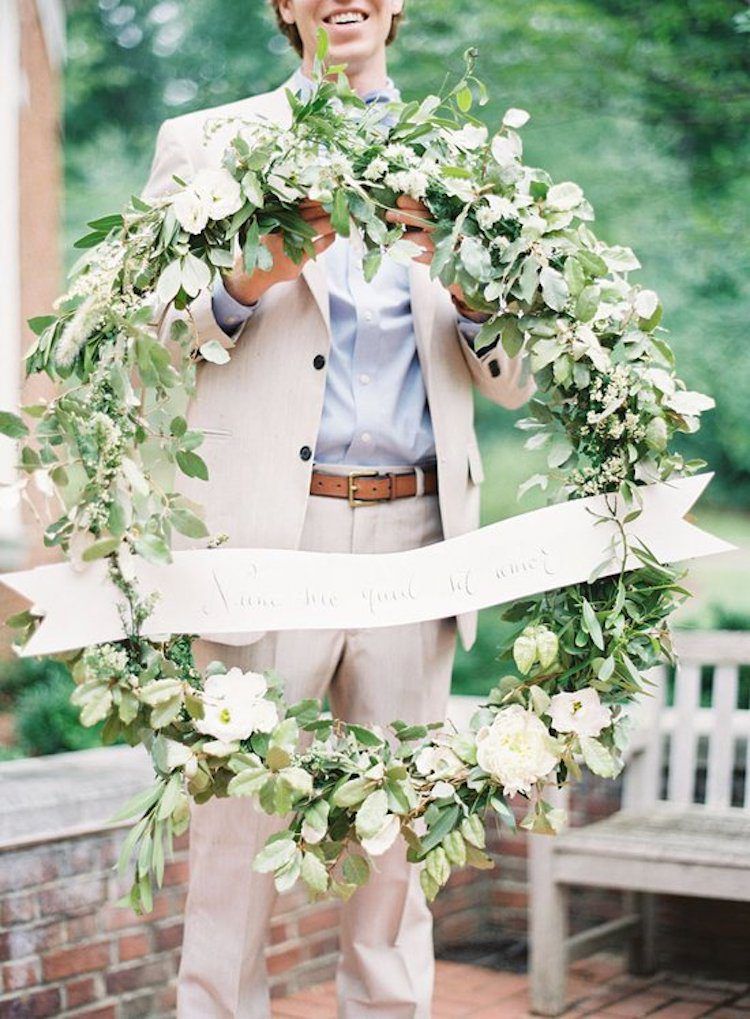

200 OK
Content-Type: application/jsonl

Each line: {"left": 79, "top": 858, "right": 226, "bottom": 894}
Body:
{"left": 385, "top": 195, "right": 489, "bottom": 322}
{"left": 222, "top": 198, "right": 336, "bottom": 306}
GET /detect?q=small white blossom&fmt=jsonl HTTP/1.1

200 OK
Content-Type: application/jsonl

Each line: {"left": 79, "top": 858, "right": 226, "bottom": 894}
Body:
{"left": 384, "top": 169, "right": 429, "bottom": 200}
{"left": 476, "top": 194, "right": 518, "bottom": 231}
{"left": 363, "top": 156, "right": 388, "bottom": 181}
{"left": 383, "top": 142, "right": 419, "bottom": 165}
{"left": 414, "top": 745, "right": 463, "bottom": 779}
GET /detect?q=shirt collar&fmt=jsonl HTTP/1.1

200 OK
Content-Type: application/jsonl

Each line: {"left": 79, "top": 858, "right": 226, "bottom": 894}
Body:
{"left": 290, "top": 64, "right": 400, "bottom": 105}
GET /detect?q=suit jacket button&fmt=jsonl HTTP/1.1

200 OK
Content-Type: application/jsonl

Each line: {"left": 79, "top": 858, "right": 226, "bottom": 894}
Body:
{"left": 313, "top": 354, "right": 326, "bottom": 370}
{"left": 488, "top": 358, "right": 501, "bottom": 378}
{"left": 299, "top": 445, "right": 312, "bottom": 461}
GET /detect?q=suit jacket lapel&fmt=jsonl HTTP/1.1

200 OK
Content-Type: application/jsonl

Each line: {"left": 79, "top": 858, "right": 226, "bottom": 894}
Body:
{"left": 408, "top": 258, "right": 438, "bottom": 371}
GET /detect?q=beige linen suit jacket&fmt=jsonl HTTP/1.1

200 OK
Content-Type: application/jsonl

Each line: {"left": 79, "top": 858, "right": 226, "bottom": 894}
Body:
{"left": 141, "top": 69, "right": 536, "bottom": 653}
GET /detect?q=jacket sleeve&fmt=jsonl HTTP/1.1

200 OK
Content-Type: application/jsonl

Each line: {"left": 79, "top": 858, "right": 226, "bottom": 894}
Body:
{"left": 455, "top": 322, "right": 537, "bottom": 410}
{"left": 141, "top": 119, "right": 244, "bottom": 363}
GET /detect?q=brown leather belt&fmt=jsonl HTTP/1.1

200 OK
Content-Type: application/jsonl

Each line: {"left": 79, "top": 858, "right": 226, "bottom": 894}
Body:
{"left": 310, "top": 466, "right": 438, "bottom": 507}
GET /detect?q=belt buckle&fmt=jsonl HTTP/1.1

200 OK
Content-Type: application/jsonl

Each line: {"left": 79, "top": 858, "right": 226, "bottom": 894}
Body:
{"left": 348, "top": 470, "right": 380, "bottom": 508}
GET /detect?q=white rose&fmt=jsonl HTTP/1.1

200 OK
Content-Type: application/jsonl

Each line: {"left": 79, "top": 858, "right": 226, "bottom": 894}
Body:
{"left": 196, "top": 667, "right": 278, "bottom": 743}
{"left": 475, "top": 705, "right": 559, "bottom": 798}
{"left": 549, "top": 688, "right": 612, "bottom": 738}
{"left": 172, "top": 188, "right": 209, "bottom": 234}
{"left": 192, "top": 168, "right": 243, "bottom": 221}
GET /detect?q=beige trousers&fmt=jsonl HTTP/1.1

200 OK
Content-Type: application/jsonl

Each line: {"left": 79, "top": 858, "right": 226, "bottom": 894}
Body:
{"left": 176, "top": 463, "right": 458, "bottom": 1019}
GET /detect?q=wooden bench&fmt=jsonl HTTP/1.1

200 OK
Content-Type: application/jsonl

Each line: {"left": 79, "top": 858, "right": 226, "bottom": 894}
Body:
{"left": 528, "top": 630, "right": 750, "bottom": 1015}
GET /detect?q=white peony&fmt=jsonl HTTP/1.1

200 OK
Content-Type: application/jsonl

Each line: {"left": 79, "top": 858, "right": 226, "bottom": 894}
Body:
{"left": 172, "top": 188, "right": 210, "bottom": 234}
{"left": 196, "top": 667, "right": 278, "bottom": 743}
{"left": 192, "top": 168, "right": 243, "bottom": 221}
{"left": 475, "top": 705, "right": 559, "bottom": 798}
{"left": 549, "top": 688, "right": 612, "bottom": 738}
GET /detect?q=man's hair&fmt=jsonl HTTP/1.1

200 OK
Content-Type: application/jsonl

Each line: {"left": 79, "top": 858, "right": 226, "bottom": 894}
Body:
{"left": 267, "top": 1, "right": 406, "bottom": 57}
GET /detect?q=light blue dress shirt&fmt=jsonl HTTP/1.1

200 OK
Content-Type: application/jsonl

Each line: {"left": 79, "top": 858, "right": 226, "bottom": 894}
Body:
{"left": 211, "top": 66, "right": 486, "bottom": 466}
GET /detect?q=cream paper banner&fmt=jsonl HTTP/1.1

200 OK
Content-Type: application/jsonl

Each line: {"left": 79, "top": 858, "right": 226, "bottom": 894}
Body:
{"left": 1, "top": 474, "right": 734, "bottom": 658}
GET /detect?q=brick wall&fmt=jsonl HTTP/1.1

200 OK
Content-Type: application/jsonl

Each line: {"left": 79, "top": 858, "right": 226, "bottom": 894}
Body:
{"left": 3, "top": 760, "right": 750, "bottom": 1017}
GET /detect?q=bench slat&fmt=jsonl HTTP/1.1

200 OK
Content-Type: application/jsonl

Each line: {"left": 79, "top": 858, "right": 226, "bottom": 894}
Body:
{"left": 706, "top": 665, "right": 739, "bottom": 809}
{"left": 669, "top": 663, "right": 701, "bottom": 804}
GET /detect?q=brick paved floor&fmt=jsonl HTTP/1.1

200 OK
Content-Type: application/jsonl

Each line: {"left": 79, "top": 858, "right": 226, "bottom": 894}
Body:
{"left": 271, "top": 953, "right": 750, "bottom": 1018}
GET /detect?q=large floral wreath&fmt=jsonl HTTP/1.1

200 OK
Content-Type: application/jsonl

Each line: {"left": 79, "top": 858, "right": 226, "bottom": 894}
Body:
{"left": 3, "top": 40, "right": 713, "bottom": 913}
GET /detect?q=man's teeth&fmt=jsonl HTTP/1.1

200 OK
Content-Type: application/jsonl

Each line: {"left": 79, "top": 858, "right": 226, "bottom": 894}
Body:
{"left": 328, "top": 11, "right": 366, "bottom": 23}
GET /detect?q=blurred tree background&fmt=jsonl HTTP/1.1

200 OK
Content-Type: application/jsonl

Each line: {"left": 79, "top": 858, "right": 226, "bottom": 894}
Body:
{"left": 62, "top": 0, "right": 750, "bottom": 500}
{"left": 51, "top": 0, "right": 748, "bottom": 708}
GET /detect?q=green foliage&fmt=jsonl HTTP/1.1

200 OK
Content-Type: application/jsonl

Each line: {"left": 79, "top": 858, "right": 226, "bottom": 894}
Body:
{"left": 64, "top": 0, "right": 749, "bottom": 499}
{"left": 6, "top": 659, "right": 120, "bottom": 756}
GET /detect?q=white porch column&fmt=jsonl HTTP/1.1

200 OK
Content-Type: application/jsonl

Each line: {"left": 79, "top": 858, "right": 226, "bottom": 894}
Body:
{"left": 0, "top": 0, "right": 24, "bottom": 569}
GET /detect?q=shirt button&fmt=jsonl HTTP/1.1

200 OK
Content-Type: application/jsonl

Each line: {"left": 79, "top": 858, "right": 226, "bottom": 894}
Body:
{"left": 358, "top": 373, "right": 371, "bottom": 385}
{"left": 363, "top": 311, "right": 373, "bottom": 323}
{"left": 313, "top": 354, "right": 326, "bottom": 370}
{"left": 299, "top": 445, "right": 312, "bottom": 461}
{"left": 361, "top": 432, "right": 372, "bottom": 444}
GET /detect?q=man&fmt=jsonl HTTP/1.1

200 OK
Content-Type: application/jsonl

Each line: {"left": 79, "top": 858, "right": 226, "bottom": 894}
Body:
{"left": 141, "top": 2, "right": 535, "bottom": 1015}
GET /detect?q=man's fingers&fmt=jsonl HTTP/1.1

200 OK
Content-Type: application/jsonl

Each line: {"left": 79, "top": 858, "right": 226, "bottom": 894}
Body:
{"left": 385, "top": 208, "right": 435, "bottom": 231}
{"left": 396, "top": 194, "right": 428, "bottom": 211}
{"left": 299, "top": 199, "right": 328, "bottom": 220}
{"left": 312, "top": 232, "right": 337, "bottom": 256}
{"left": 407, "top": 230, "right": 434, "bottom": 249}
{"left": 307, "top": 213, "right": 335, "bottom": 238}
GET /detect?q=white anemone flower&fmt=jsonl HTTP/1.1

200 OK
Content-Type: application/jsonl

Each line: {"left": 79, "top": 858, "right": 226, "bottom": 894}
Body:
{"left": 196, "top": 667, "right": 278, "bottom": 743}
{"left": 549, "top": 688, "right": 612, "bottom": 738}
